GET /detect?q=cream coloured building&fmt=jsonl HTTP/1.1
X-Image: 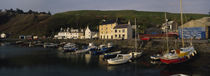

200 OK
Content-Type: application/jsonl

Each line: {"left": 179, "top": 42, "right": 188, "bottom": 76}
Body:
{"left": 99, "top": 20, "right": 132, "bottom": 40}
{"left": 99, "top": 20, "right": 117, "bottom": 39}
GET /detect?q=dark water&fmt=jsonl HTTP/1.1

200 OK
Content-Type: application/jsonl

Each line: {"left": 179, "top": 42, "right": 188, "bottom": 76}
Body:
{"left": 0, "top": 45, "right": 209, "bottom": 76}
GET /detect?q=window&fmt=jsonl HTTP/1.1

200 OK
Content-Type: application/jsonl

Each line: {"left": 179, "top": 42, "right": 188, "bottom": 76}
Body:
{"left": 115, "top": 30, "right": 117, "bottom": 33}
{"left": 115, "top": 35, "right": 117, "bottom": 38}
{"left": 111, "top": 36, "right": 113, "bottom": 39}
{"left": 107, "top": 36, "right": 108, "bottom": 39}
{"left": 122, "top": 34, "right": 125, "bottom": 37}
{"left": 123, "top": 29, "right": 125, "bottom": 33}
{"left": 119, "top": 35, "right": 121, "bottom": 38}
{"left": 119, "top": 30, "right": 121, "bottom": 33}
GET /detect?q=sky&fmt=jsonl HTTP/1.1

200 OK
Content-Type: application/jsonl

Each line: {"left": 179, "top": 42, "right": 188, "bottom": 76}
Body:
{"left": 0, "top": 0, "right": 209, "bottom": 14}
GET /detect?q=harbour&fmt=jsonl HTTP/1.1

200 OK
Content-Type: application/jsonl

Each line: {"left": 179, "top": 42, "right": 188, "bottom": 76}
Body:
{"left": 0, "top": 39, "right": 210, "bottom": 76}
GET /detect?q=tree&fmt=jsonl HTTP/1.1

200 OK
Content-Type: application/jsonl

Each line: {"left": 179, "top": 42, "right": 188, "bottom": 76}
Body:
{"left": 47, "top": 11, "right": 51, "bottom": 15}
{"left": 16, "top": 8, "right": 24, "bottom": 14}
{"left": 209, "top": 10, "right": 210, "bottom": 15}
{"left": 27, "top": 10, "right": 33, "bottom": 14}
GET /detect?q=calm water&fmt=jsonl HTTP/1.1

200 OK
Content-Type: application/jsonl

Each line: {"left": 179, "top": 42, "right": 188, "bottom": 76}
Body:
{"left": 0, "top": 45, "right": 209, "bottom": 76}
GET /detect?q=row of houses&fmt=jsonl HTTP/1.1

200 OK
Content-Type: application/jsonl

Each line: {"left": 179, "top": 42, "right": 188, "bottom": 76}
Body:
{"left": 54, "top": 26, "right": 98, "bottom": 39}
{"left": 54, "top": 20, "right": 133, "bottom": 40}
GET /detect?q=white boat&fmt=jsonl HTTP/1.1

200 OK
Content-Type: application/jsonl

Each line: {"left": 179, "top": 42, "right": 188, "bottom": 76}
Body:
{"left": 107, "top": 54, "right": 132, "bottom": 65}
{"left": 63, "top": 43, "right": 77, "bottom": 52}
{"left": 129, "top": 51, "right": 142, "bottom": 59}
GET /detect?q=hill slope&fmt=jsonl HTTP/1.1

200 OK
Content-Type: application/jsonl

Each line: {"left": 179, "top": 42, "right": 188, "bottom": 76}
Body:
{"left": 0, "top": 10, "right": 209, "bottom": 37}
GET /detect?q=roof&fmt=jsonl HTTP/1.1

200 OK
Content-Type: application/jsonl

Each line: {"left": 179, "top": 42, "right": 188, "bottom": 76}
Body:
{"left": 181, "top": 17, "right": 210, "bottom": 28}
{"left": 101, "top": 20, "right": 116, "bottom": 25}
{"left": 114, "top": 24, "right": 130, "bottom": 29}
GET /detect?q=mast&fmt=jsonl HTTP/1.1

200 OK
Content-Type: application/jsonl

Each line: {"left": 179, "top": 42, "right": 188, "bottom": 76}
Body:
{"left": 165, "top": 12, "right": 169, "bottom": 52}
{"left": 135, "top": 18, "right": 137, "bottom": 51}
{"left": 180, "top": 0, "right": 185, "bottom": 47}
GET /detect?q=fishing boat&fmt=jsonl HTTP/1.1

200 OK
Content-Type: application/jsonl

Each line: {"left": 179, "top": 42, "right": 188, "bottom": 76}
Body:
{"left": 107, "top": 54, "right": 132, "bottom": 65}
{"left": 129, "top": 18, "right": 143, "bottom": 59}
{"left": 160, "top": 0, "right": 197, "bottom": 64}
{"left": 104, "top": 51, "right": 121, "bottom": 59}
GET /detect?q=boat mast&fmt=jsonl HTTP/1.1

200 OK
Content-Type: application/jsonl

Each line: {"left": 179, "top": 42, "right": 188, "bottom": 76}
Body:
{"left": 180, "top": 0, "right": 185, "bottom": 47}
{"left": 165, "top": 12, "right": 169, "bottom": 52}
{"left": 135, "top": 18, "right": 137, "bottom": 51}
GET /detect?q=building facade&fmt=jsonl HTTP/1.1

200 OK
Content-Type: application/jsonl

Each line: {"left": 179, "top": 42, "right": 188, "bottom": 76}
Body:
{"left": 99, "top": 20, "right": 132, "bottom": 40}
{"left": 113, "top": 24, "right": 132, "bottom": 39}
{"left": 54, "top": 28, "right": 84, "bottom": 39}
{"left": 85, "top": 26, "right": 98, "bottom": 39}
{"left": 99, "top": 20, "right": 117, "bottom": 39}
{"left": 178, "top": 17, "right": 210, "bottom": 39}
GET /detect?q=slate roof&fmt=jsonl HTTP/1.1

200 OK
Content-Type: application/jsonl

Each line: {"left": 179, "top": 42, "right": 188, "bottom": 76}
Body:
{"left": 101, "top": 20, "right": 117, "bottom": 25}
{"left": 114, "top": 24, "right": 130, "bottom": 29}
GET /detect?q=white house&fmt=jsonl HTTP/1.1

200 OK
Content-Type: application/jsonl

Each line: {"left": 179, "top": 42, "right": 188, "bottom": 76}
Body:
{"left": 0, "top": 33, "right": 7, "bottom": 39}
{"left": 85, "top": 26, "right": 98, "bottom": 39}
{"left": 54, "top": 27, "right": 84, "bottom": 39}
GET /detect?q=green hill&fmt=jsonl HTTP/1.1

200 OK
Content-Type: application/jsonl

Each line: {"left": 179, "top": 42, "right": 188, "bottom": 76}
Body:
{"left": 0, "top": 10, "right": 209, "bottom": 38}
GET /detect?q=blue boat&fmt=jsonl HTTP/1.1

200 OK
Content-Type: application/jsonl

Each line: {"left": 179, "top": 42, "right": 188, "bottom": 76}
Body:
{"left": 104, "top": 51, "right": 121, "bottom": 59}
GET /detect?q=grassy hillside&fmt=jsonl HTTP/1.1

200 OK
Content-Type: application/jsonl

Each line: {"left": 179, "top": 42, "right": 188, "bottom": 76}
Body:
{"left": 0, "top": 10, "right": 209, "bottom": 38}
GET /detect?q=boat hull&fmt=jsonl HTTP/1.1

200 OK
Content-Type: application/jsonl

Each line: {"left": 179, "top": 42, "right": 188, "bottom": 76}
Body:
{"left": 160, "top": 57, "right": 188, "bottom": 64}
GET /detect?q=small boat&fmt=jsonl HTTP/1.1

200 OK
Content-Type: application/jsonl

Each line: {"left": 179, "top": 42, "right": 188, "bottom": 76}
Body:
{"left": 107, "top": 54, "right": 132, "bottom": 65}
{"left": 75, "top": 48, "right": 91, "bottom": 54}
{"left": 170, "top": 74, "right": 189, "bottom": 76}
{"left": 104, "top": 51, "right": 121, "bottom": 59}
{"left": 63, "top": 43, "right": 78, "bottom": 52}
{"left": 43, "top": 43, "right": 58, "bottom": 48}
{"left": 150, "top": 54, "right": 162, "bottom": 60}
{"left": 129, "top": 51, "right": 142, "bottom": 59}
{"left": 89, "top": 45, "right": 108, "bottom": 55}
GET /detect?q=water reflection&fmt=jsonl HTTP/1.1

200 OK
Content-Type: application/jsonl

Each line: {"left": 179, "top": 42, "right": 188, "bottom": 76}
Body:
{"left": 0, "top": 45, "right": 209, "bottom": 76}
{"left": 85, "top": 54, "right": 91, "bottom": 64}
